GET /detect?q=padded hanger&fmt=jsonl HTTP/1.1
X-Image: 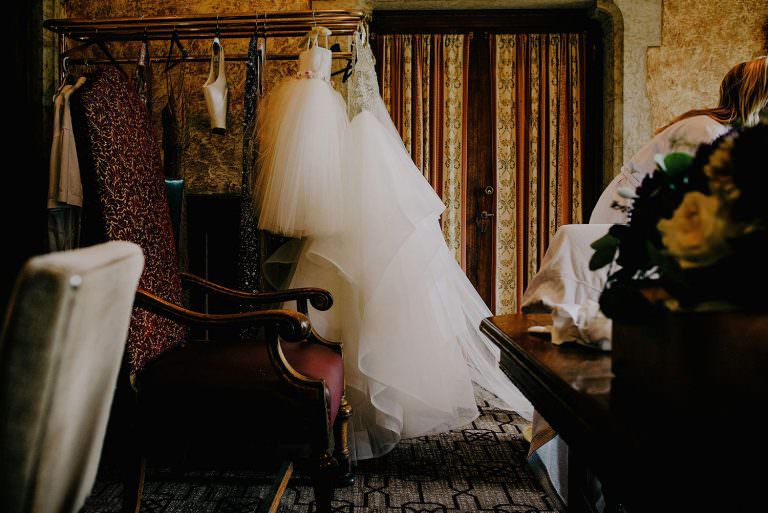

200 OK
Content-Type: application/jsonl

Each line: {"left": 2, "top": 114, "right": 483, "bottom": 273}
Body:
{"left": 299, "top": 25, "right": 332, "bottom": 50}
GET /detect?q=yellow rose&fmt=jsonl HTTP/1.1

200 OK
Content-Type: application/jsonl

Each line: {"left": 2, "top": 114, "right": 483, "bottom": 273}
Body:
{"left": 657, "top": 192, "right": 730, "bottom": 269}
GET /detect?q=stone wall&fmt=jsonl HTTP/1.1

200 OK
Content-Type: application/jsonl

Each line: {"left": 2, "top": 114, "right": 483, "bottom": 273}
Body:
{"left": 646, "top": 0, "right": 767, "bottom": 132}
{"left": 597, "top": 0, "right": 765, "bottom": 182}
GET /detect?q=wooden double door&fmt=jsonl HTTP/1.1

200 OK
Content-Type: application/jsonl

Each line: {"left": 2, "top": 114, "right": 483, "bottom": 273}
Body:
{"left": 373, "top": 11, "right": 603, "bottom": 313}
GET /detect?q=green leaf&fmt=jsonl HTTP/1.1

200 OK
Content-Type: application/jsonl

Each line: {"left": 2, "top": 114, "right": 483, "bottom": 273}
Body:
{"left": 590, "top": 246, "right": 618, "bottom": 270}
{"left": 662, "top": 152, "right": 694, "bottom": 177}
{"left": 590, "top": 234, "right": 619, "bottom": 270}
{"left": 589, "top": 248, "right": 616, "bottom": 271}
{"left": 590, "top": 233, "right": 619, "bottom": 251}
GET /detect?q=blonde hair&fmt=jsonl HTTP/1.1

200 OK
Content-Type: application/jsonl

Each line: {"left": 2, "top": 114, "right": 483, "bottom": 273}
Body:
{"left": 657, "top": 56, "right": 768, "bottom": 133}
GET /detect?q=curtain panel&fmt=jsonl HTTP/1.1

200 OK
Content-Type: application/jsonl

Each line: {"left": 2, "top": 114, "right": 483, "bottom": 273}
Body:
{"left": 376, "top": 32, "right": 586, "bottom": 314}
{"left": 493, "top": 33, "right": 585, "bottom": 313}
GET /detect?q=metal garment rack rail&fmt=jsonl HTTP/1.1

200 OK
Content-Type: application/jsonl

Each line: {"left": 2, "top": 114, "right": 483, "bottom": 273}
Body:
{"left": 44, "top": 9, "right": 369, "bottom": 65}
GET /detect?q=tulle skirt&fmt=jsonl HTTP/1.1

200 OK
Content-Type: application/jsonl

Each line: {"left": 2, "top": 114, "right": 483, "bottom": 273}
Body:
{"left": 289, "top": 111, "right": 533, "bottom": 459}
{"left": 253, "top": 77, "right": 347, "bottom": 237}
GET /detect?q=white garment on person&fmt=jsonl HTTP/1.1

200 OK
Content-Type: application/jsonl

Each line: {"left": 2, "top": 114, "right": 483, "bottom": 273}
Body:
{"left": 589, "top": 115, "right": 730, "bottom": 224}
{"left": 287, "top": 34, "right": 532, "bottom": 460}
{"left": 520, "top": 224, "right": 614, "bottom": 505}
{"left": 253, "top": 41, "right": 346, "bottom": 237}
{"left": 48, "top": 77, "right": 86, "bottom": 208}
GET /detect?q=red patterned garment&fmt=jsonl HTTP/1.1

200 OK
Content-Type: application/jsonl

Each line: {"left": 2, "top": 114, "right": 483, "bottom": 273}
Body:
{"left": 71, "top": 67, "right": 186, "bottom": 371}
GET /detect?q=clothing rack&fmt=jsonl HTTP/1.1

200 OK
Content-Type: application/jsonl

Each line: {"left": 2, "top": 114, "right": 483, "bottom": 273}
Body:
{"left": 63, "top": 53, "right": 354, "bottom": 66}
{"left": 45, "top": 9, "right": 368, "bottom": 70}
{"left": 44, "top": 10, "right": 367, "bottom": 42}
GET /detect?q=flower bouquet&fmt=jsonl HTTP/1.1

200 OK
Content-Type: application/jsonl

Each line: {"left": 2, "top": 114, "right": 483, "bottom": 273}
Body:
{"left": 590, "top": 121, "right": 768, "bottom": 323}
{"left": 589, "top": 121, "right": 768, "bottom": 395}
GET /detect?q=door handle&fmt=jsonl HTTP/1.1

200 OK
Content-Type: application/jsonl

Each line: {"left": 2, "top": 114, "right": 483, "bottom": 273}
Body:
{"left": 475, "top": 211, "right": 495, "bottom": 234}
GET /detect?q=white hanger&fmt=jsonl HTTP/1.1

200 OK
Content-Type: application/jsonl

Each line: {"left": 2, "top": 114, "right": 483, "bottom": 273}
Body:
{"left": 298, "top": 12, "right": 332, "bottom": 51}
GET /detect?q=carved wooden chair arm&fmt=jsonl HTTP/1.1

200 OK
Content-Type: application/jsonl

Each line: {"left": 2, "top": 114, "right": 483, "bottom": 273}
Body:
{"left": 134, "top": 288, "right": 311, "bottom": 342}
{"left": 179, "top": 272, "right": 334, "bottom": 312}
{"left": 135, "top": 289, "right": 334, "bottom": 434}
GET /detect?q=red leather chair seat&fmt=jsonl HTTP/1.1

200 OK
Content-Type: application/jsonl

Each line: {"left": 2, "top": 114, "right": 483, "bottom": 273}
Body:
{"left": 139, "top": 339, "right": 344, "bottom": 425}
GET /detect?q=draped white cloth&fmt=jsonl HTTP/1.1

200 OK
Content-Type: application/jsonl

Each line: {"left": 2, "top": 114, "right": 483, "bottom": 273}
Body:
{"left": 522, "top": 224, "right": 612, "bottom": 311}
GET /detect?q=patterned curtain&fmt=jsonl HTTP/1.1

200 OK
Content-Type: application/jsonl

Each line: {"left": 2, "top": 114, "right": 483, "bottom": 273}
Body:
{"left": 377, "top": 34, "right": 469, "bottom": 267}
{"left": 493, "top": 34, "right": 585, "bottom": 314}
{"left": 377, "top": 32, "right": 585, "bottom": 314}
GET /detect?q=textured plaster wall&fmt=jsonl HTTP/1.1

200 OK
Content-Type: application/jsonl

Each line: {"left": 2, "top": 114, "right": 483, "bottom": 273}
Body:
{"left": 646, "top": 0, "right": 767, "bottom": 132}
{"left": 599, "top": 0, "right": 765, "bottom": 182}
{"left": 611, "top": 0, "right": 661, "bottom": 171}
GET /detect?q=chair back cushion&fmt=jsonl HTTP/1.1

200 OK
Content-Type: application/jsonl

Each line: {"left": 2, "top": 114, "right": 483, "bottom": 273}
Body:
{"left": 71, "top": 67, "right": 186, "bottom": 371}
{"left": 0, "top": 241, "right": 144, "bottom": 513}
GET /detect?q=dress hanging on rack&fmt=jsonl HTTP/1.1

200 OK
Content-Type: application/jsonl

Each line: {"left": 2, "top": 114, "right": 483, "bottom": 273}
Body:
{"left": 132, "top": 41, "right": 152, "bottom": 113}
{"left": 48, "top": 76, "right": 87, "bottom": 251}
{"left": 252, "top": 29, "right": 347, "bottom": 238}
{"left": 161, "top": 41, "right": 188, "bottom": 248}
{"left": 286, "top": 31, "right": 533, "bottom": 459}
{"left": 162, "top": 46, "right": 187, "bottom": 179}
{"left": 238, "top": 34, "right": 265, "bottom": 294}
{"left": 202, "top": 37, "right": 228, "bottom": 134}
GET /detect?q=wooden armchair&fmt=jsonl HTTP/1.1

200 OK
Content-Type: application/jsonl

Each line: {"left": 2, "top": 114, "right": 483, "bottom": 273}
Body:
{"left": 132, "top": 283, "right": 352, "bottom": 512}
{"left": 70, "top": 67, "right": 352, "bottom": 513}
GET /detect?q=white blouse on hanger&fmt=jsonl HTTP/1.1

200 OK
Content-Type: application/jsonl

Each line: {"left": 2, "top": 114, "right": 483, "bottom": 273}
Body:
{"left": 48, "top": 76, "right": 86, "bottom": 208}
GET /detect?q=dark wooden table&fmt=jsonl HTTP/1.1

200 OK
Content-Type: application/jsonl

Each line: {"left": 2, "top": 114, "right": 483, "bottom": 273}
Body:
{"left": 481, "top": 313, "right": 765, "bottom": 513}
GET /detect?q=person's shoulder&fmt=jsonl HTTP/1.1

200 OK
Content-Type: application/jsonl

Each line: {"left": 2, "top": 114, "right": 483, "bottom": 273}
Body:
{"left": 665, "top": 115, "right": 729, "bottom": 148}
{"left": 671, "top": 115, "right": 727, "bottom": 134}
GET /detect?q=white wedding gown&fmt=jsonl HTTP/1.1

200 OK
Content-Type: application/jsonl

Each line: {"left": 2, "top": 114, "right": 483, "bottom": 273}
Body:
{"left": 283, "top": 35, "right": 532, "bottom": 460}
{"left": 253, "top": 38, "right": 347, "bottom": 237}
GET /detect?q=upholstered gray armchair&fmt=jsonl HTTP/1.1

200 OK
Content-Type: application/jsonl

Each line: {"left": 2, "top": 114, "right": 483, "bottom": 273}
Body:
{"left": 0, "top": 241, "right": 144, "bottom": 513}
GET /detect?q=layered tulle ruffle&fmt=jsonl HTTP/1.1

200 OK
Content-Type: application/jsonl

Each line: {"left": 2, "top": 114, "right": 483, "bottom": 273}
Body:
{"left": 289, "top": 111, "right": 533, "bottom": 459}
{"left": 253, "top": 78, "right": 347, "bottom": 237}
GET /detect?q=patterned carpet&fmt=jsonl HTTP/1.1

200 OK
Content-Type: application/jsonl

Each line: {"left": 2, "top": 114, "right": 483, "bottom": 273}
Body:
{"left": 83, "top": 389, "right": 560, "bottom": 513}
